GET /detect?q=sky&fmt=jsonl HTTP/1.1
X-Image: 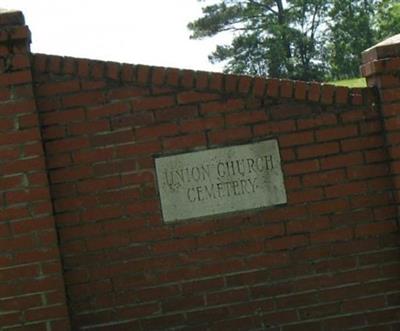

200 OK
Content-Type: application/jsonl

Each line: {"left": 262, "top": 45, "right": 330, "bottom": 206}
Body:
{"left": 1, "top": 0, "right": 229, "bottom": 72}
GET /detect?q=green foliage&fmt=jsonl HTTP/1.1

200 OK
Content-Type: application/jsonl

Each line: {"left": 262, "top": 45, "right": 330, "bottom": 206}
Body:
{"left": 189, "top": 0, "right": 331, "bottom": 81}
{"left": 188, "top": 0, "right": 400, "bottom": 81}
{"left": 326, "top": 0, "right": 377, "bottom": 80}
{"left": 376, "top": 0, "right": 400, "bottom": 40}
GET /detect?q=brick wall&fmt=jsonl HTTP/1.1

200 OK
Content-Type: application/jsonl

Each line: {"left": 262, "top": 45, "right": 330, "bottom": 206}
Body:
{"left": 0, "top": 9, "right": 70, "bottom": 331}
{"left": 1, "top": 9, "right": 400, "bottom": 331}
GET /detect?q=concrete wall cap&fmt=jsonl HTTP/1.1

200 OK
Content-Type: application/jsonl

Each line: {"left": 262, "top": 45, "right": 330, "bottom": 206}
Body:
{"left": 362, "top": 34, "right": 400, "bottom": 63}
{"left": 0, "top": 8, "right": 24, "bottom": 26}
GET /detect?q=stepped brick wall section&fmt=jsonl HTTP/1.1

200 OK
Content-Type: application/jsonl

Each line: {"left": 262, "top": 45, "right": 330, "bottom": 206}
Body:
{"left": 30, "top": 52, "right": 400, "bottom": 329}
{"left": 1, "top": 9, "right": 400, "bottom": 331}
{"left": 0, "top": 10, "right": 70, "bottom": 331}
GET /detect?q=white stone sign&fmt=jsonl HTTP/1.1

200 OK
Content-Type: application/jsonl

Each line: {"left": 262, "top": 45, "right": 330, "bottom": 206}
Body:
{"left": 155, "top": 139, "right": 287, "bottom": 222}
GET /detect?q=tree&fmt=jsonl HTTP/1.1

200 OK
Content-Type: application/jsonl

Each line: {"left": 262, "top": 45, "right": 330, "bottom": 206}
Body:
{"left": 188, "top": 0, "right": 331, "bottom": 81}
{"left": 326, "top": 0, "right": 377, "bottom": 80}
{"left": 376, "top": 0, "right": 400, "bottom": 40}
{"left": 188, "top": 0, "right": 400, "bottom": 81}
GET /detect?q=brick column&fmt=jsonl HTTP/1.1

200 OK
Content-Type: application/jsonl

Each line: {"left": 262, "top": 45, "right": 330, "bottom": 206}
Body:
{"left": 0, "top": 9, "right": 70, "bottom": 330}
{"left": 361, "top": 34, "right": 400, "bottom": 218}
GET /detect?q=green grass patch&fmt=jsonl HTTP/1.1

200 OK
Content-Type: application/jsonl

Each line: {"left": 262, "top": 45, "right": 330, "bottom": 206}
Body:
{"left": 328, "top": 77, "right": 367, "bottom": 88}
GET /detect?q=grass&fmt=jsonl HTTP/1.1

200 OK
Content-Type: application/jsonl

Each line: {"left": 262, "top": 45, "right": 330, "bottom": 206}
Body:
{"left": 328, "top": 77, "right": 367, "bottom": 88}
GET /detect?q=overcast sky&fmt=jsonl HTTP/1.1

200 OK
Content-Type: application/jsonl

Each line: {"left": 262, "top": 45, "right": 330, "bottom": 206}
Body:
{"left": 1, "top": 0, "right": 229, "bottom": 72}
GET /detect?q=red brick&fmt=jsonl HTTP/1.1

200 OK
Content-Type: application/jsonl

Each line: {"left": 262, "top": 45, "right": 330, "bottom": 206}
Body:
{"left": 316, "top": 125, "right": 358, "bottom": 142}
{"left": 126, "top": 199, "right": 159, "bottom": 215}
{"left": 181, "top": 116, "right": 224, "bottom": 133}
{"left": 120, "top": 63, "right": 134, "bottom": 81}
{"left": 226, "top": 110, "right": 268, "bottom": 126}
{"left": 297, "top": 142, "right": 339, "bottom": 159}
{"left": 348, "top": 163, "right": 389, "bottom": 179}
{"left": 163, "top": 133, "right": 206, "bottom": 150}
{"left": 238, "top": 76, "right": 252, "bottom": 94}
{"left": 69, "top": 119, "right": 109, "bottom": 135}
{"left": 90, "top": 61, "right": 104, "bottom": 79}
{"left": 308, "top": 83, "right": 321, "bottom": 102}
{"left": 90, "top": 129, "right": 134, "bottom": 147}
{"left": 310, "top": 227, "right": 353, "bottom": 243}
{"left": 77, "top": 58, "right": 90, "bottom": 77}
{"left": 265, "top": 235, "right": 308, "bottom": 251}
{"left": 225, "top": 74, "right": 238, "bottom": 93}
{"left": 280, "top": 79, "right": 294, "bottom": 98}
{"left": 132, "top": 95, "right": 175, "bottom": 111}
{"left": 136, "top": 123, "right": 179, "bottom": 140}
{"left": 177, "top": 91, "right": 220, "bottom": 104}
{"left": 6, "top": 187, "right": 50, "bottom": 205}
{"left": 116, "top": 141, "right": 161, "bottom": 157}
{"left": 106, "top": 61, "right": 119, "bottom": 80}
{"left": 241, "top": 223, "right": 285, "bottom": 239}
{"left": 208, "top": 126, "right": 252, "bottom": 145}
{"left": 111, "top": 112, "right": 154, "bottom": 129}
{"left": 0, "top": 99, "right": 36, "bottom": 115}
{"left": 321, "top": 84, "right": 335, "bottom": 104}
{"left": 381, "top": 87, "right": 400, "bottom": 102}
{"left": 46, "top": 137, "right": 89, "bottom": 154}
{"left": 0, "top": 147, "right": 20, "bottom": 161}
{"left": 289, "top": 188, "right": 324, "bottom": 204}
{"left": 325, "top": 181, "right": 367, "bottom": 198}
{"left": 279, "top": 131, "right": 314, "bottom": 147}
{"left": 297, "top": 113, "right": 337, "bottom": 130}
{"left": 207, "top": 72, "right": 222, "bottom": 91}
{"left": 50, "top": 166, "right": 93, "bottom": 183}
{"left": 294, "top": 81, "right": 307, "bottom": 100}
{"left": 254, "top": 120, "right": 296, "bottom": 136}
{"left": 141, "top": 314, "right": 185, "bottom": 330}
{"left": 266, "top": 79, "right": 280, "bottom": 97}
{"left": 36, "top": 80, "right": 80, "bottom": 96}
{"left": 341, "top": 135, "right": 384, "bottom": 152}
{"left": 63, "top": 57, "right": 76, "bottom": 75}
{"left": 137, "top": 64, "right": 150, "bottom": 84}
{"left": 284, "top": 159, "right": 320, "bottom": 175}
{"left": 181, "top": 69, "right": 194, "bottom": 88}
{"left": 334, "top": 86, "right": 349, "bottom": 104}
{"left": 166, "top": 68, "right": 180, "bottom": 86}
{"left": 3, "top": 157, "right": 46, "bottom": 175}
{"left": 198, "top": 230, "right": 243, "bottom": 247}
{"left": 107, "top": 86, "right": 148, "bottom": 99}
{"left": 0, "top": 70, "right": 32, "bottom": 86}
{"left": 351, "top": 89, "right": 364, "bottom": 105}
{"left": 200, "top": 98, "right": 245, "bottom": 114}
{"left": 263, "top": 310, "right": 299, "bottom": 325}
{"left": 0, "top": 127, "right": 41, "bottom": 146}
{"left": 287, "top": 216, "right": 330, "bottom": 234}
{"left": 270, "top": 104, "right": 313, "bottom": 119}
{"left": 151, "top": 66, "right": 166, "bottom": 85}
{"left": 341, "top": 109, "right": 371, "bottom": 123}
{"left": 320, "top": 152, "right": 363, "bottom": 170}
{"left": 80, "top": 205, "right": 123, "bottom": 223}
{"left": 252, "top": 77, "right": 266, "bottom": 97}
{"left": 42, "top": 108, "right": 85, "bottom": 125}
{"left": 355, "top": 221, "right": 398, "bottom": 238}
{"left": 48, "top": 56, "right": 62, "bottom": 73}
{"left": 309, "top": 198, "right": 350, "bottom": 215}
{"left": 62, "top": 91, "right": 104, "bottom": 108}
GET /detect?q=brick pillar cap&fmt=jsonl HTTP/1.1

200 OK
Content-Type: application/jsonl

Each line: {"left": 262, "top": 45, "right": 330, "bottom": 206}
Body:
{"left": 0, "top": 8, "right": 24, "bottom": 27}
{"left": 362, "top": 34, "right": 400, "bottom": 63}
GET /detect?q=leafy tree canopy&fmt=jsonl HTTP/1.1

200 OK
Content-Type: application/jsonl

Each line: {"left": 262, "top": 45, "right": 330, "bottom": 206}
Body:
{"left": 188, "top": 0, "right": 400, "bottom": 81}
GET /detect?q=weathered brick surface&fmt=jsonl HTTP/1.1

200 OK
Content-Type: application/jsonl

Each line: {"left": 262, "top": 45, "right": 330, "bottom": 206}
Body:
{"left": 2, "top": 9, "right": 400, "bottom": 331}
{"left": 0, "top": 10, "right": 70, "bottom": 331}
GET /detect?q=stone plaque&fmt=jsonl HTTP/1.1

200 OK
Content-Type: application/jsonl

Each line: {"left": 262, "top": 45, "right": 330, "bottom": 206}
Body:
{"left": 155, "top": 139, "right": 287, "bottom": 222}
